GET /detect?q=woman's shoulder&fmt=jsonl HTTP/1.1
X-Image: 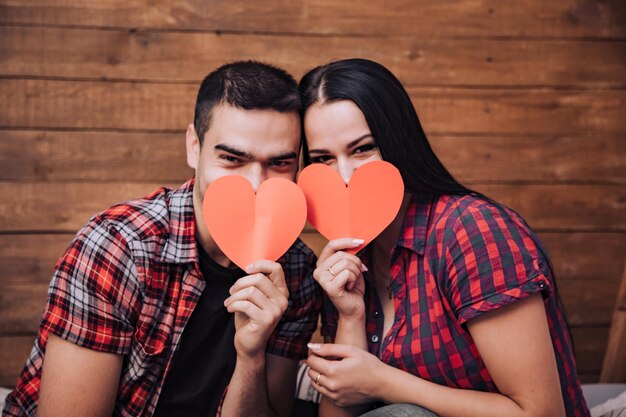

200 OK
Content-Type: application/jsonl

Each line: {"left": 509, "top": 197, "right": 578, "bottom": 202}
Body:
{"left": 431, "top": 193, "right": 533, "bottom": 236}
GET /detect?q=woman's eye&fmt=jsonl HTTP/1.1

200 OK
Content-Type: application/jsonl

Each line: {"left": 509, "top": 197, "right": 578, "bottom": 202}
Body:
{"left": 310, "top": 155, "right": 333, "bottom": 164}
{"left": 354, "top": 144, "right": 377, "bottom": 154}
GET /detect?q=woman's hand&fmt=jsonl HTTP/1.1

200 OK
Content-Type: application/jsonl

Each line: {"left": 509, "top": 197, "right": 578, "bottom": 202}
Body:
{"left": 313, "top": 238, "right": 367, "bottom": 319}
{"left": 306, "top": 343, "right": 387, "bottom": 407}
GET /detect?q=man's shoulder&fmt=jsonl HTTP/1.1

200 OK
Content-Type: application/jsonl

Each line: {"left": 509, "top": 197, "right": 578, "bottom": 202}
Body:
{"left": 85, "top": 181, "right": 194, "bottom": 245}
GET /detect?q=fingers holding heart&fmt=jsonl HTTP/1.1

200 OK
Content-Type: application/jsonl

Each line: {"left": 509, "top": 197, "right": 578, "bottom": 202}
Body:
{"left": 324, "top": 259, "right": 361, "bottom": 293}
{"left": 315, "top": 253, "right": 364, "bottom": 292}
{"left": 225, "top": 273, "right": 288, "bottom": 319}
{"left": 318, "top": 238, "right": 365, "bottom": 264}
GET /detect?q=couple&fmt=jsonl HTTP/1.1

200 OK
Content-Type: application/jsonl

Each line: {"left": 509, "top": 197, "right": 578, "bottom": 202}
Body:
{"left": 4, "top": 60, "right": 589, "bottom": 417}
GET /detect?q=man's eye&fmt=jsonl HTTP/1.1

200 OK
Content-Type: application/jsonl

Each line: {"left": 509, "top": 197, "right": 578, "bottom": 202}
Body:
{"left": 309, "top": 155, "right": 333, "bottom": 164}
{"left": 269, "top": 160, "right": 291, "bottom": 168}
{"left": 220, "top": 155, "right": 241, "bottom": 163}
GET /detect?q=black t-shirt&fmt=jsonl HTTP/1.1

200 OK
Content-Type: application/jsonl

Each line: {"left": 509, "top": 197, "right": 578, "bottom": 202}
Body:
{"left": 153, "top": 243, "right": 245, "bottom": 417}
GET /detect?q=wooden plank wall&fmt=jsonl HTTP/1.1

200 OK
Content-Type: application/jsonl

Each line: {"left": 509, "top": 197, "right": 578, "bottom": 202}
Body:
{"left": 0, "top": 0, "right": 625, "bottom": 386}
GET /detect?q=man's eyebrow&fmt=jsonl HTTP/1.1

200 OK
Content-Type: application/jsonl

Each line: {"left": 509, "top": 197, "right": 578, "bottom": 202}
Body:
{"left": 214, "top": 144, "right": 254, "bottom": 159}
{"left": 268, "top": 152, "right": 298, "bottom": 161}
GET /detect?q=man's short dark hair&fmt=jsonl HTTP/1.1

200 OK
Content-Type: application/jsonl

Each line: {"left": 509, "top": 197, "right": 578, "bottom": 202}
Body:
{"left": 194, "top": 61, "right": 301, "bottom": 143}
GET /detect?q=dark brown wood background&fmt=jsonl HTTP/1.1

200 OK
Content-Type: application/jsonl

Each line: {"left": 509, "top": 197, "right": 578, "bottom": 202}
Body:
{"left": 0, "top": 0, "right": 625, "bottom": 386}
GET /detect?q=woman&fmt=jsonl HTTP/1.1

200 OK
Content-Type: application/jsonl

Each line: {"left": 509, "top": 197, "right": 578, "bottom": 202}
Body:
{"left": 299, "top": 58, "right": 589, "bottom": 417}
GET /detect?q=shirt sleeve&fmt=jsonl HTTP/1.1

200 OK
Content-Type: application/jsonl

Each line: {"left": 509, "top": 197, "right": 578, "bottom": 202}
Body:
{"left": 266, "top": 244, "right": 322, "bottom": 360}
{"left": 443, "top": 202, "right": 552, "bottom": 325}
{"left": 320, "top": 294, "right": 338, "bottom": 342}
{"left": 40, "top": 215, "right": 137, "bottom": 354}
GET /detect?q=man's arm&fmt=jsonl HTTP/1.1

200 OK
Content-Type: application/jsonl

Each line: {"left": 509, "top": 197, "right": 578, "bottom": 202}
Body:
{"left": 220, "top": 353, "right": 297, "bottom": 417}
{"left": 266, "top": 354, "right": 298, "bottom": 417}
{"left": 220, "top": 261, "right": 291, "bottom": 417}
{"left": 38, "top": 334, "right": 123, "bottom": 417}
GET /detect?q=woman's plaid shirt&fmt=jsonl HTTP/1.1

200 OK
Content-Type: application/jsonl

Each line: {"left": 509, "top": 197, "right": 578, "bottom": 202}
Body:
{"left": 3, "top": 179, "right": 321, "bottom": 417}
{"left": 322, "top": 193, "right": 590, "bottom": 417}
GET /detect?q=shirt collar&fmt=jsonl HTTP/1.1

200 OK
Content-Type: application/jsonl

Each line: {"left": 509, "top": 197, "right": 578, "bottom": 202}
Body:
{"left": 395, "top": 193, "right": 434, "bottom": 255}
{"left": 158, "top": 178, "right": 199, "bottom": 264}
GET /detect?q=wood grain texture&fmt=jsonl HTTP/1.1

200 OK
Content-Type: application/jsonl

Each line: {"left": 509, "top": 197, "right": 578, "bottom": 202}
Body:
{"left": 599, "top": 258, "right": 626, "bottom": 382}
{"left": 540, "top": 233, "right": 626, "bottom": 281}
{"left": 0, "top": 234, "right": 73, "bottom": 285}
{"left": 1, "top": 233, "right": 622, "bottom": 332}
{"left": 431, "top": 135, "right": 626, "bottom": 184}
{"left": 0, "top": 182, "right": 177, "bottom": 232}
{"left": 572, "top": 326, "right": 610, "bottom": 374}
{"left": 2, "top": 26, "right": 625, "bottom": 87}
{"left": 0, "top": 0, "right": 624, "bottom": 38}
{"left": 0, "top": 335, "right": 35, "bottom": 387}
{"left": 299, "top": 231, "right": 626, "bottom": 282}
{"left": 0, "top": 183, "right": 623, "bottom": 232}
{"left": 599, "top": 311, "right": 626, "bottom": 382}
{"left": 0, "top": 0, "right": 622, "bottom": 387}
{"left": 473, "top": 184, "right": 626, "bottom": 231}
{"left": 0, "top": 326, "right": 609, "bottom": 388}
{"left": 2, "top": 131, "right": 624, "bottom": 183}
{"left": 4, "top": 232, "right": 624, "bottom": 286}
{"left": 559, "top": 278, "right": 622, "bottom": 326}
{"left": 409, "top": 88, "right": 626, "bottom": 136}
{"left": 0, "top": 282, "right": 49, "bottom": 334}
{"left": 0, "top": 131, "right": 191, "bottom": 182}
{"left": 1, "top": 80, "right": 625, "bottom": 136}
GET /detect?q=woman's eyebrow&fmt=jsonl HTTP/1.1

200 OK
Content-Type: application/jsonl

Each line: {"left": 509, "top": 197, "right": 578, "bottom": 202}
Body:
{"left": 309, "top": 134, "right": 373, "bottom": 154}
{"left": 345, "top": 134, "right": 374, "bottom": 150}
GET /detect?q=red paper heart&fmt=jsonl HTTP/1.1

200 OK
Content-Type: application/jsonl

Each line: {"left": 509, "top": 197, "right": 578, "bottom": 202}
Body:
{"left": 297, "top": 160, "right": 404, "bottom": 254}
{"left": 202, "top": 176, "right": 307, "bottom": 270}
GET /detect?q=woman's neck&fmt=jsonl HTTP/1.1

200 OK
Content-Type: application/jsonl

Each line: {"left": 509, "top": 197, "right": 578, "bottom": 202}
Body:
{"left": 371, "top": 192, "right": 412, "bottom": 256}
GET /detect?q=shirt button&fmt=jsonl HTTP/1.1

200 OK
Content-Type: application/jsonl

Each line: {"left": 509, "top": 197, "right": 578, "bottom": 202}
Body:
{"left": 373, "top": 311, "right": 380, "bottom": 317}
{"left": 371, "top": 335, "right": 379, "bottom": 343}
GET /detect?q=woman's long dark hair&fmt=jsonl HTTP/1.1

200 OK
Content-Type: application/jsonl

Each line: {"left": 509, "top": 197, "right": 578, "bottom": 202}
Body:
{"left": 299, "top": 58, "right": 473, "bottom": 196}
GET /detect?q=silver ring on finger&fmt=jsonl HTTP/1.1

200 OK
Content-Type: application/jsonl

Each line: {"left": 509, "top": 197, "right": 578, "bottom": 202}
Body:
{"left": 328, "top": 265, "right": 337, "bottom": 277}
{"left": 315, "top": 372, "right": 323, "bottom": 386}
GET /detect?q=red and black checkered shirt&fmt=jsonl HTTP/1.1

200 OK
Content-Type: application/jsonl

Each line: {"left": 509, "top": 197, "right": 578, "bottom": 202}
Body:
{"left": 3, "top": 179, "right": 321, "bottom": 417}
{"left": 322, "top": 193, "right": 590, "bottom": 416}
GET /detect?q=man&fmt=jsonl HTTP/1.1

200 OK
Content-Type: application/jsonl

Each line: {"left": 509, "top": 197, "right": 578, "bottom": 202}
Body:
{"left": 3, "top": 61, "right": 321, "bottom": 417}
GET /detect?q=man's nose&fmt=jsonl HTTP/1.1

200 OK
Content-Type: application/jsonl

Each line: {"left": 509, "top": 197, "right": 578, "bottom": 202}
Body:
{"left": 245, "top": 164, "right": 267, "bottom": 192}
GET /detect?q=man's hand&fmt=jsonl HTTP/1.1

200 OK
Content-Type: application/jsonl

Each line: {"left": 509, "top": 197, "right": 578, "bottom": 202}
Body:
{"left": 224, "top": 260, "right": 289, "bottom": 359}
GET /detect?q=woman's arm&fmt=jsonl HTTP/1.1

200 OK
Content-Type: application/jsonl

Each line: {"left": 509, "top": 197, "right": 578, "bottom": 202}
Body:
{"left": 313, "top": 311, "right": 370, "bottom": 417}
{"left": 310, "top": 238, "right": 371, "bottom": 416}
{"left": 307, "top": 294, "right": 565, "bottom": 417}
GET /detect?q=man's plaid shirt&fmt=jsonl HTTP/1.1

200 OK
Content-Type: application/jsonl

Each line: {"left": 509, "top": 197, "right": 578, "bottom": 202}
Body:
{"left": 3, "top": 179, "right": 321, "bottom": 417}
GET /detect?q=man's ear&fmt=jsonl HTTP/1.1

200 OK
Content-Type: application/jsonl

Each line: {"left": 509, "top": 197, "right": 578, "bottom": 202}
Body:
{"left": 186, "top": 124, "right": 201, "bottom": 170}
